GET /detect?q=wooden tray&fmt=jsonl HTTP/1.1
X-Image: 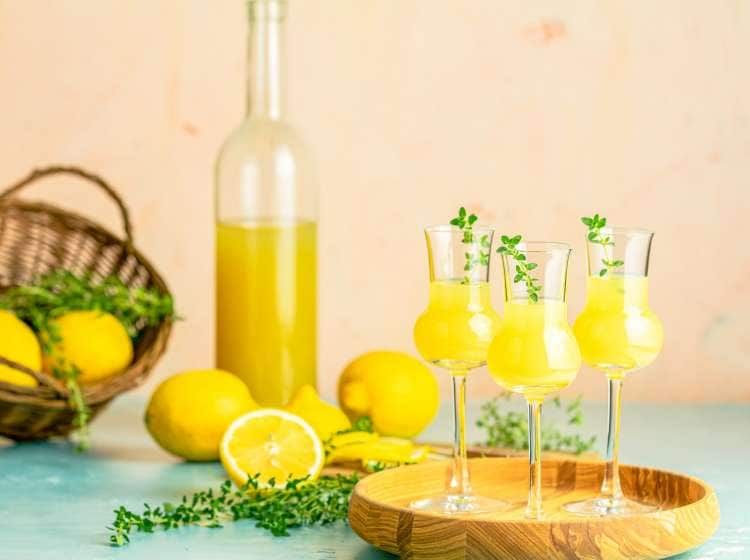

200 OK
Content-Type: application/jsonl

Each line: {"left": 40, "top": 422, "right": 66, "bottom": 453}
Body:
{"left": 349, "top": 458, "right": 719, "bottom": 560}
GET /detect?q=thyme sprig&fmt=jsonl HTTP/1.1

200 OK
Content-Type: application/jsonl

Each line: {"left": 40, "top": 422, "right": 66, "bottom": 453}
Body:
{"left": 108, "top": 474, "right": 360, "bottom": 546}
{"left": 477, "top": 393, "right": 596, "bottom": 454}
{"left": 62, "top": 369, "right": 90, "bottom": 449}
{"left": 0, "top": 270, "right": 176, "bottom": 450}
{"left": 496, "top": 234, "right": 541, "bottom": 302}
{"left": 449, "top": 207, "right": 490, "bottom": 284}
{"left": 581, "top": 214, "right": 623, "bottom": 276}
{"left": 351, "top": 416, "right": 374, "bottom": 433}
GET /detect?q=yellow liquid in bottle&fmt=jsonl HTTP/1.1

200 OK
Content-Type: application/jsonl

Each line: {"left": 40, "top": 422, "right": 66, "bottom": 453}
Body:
{"left": 215, "top": 220, "right": 316, "bottom": 406}
{"left": 413, "top": 280, "right": 500, "bottom": 372}
{"left": 573, "top": 275, "right": 663, "bottom": 376}
{"left": 488, "top": 300, "right": 580, "bottom": 400}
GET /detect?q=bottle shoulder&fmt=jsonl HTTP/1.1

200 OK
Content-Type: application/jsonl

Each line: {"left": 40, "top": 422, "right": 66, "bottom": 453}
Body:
{"left": 217, "top": 118, "right": 311, "bottom": 163}
{"left": 214, "top": 117, "right": 318, "bottom": 220}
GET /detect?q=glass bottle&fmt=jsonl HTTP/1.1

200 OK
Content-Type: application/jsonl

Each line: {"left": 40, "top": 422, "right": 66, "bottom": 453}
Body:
{"left": 215, "top": 0, "right": 317, "bottom": 406}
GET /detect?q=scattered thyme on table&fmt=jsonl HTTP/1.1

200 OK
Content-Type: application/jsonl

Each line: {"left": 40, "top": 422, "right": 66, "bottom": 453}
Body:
{"left": 108, "top": 474, "right": 360, "bottom": 546}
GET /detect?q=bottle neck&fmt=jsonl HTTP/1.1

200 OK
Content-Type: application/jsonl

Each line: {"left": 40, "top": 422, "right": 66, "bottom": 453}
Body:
{"left": 246, "top": 1, "right": 286, "bottom": 119}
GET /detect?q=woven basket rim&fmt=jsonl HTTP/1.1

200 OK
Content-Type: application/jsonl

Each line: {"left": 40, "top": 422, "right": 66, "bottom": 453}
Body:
{"left": 0, "top": 194, "right": 173, "bottom": 407}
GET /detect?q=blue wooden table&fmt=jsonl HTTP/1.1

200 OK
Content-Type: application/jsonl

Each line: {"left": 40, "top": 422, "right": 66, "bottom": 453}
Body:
{"left": 0, "top": 396, "right": 747, "bottom": 560}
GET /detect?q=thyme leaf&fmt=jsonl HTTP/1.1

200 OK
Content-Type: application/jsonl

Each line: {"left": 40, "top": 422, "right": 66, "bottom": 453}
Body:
{"left": 496, "top": 234, "right": 541, "bottom": 302}
{"left": 581, "top": 214, "right": 623, "bottom": 276}
{"left": 449, "top": 207, "right": 489, "bottom": 284}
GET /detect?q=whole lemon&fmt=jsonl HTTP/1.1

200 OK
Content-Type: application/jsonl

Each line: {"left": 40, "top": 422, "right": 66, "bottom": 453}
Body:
{"left": 285, "top": 384, "right": 351, "bottom": 441}
{"left": 0, "top": 310, "right": 42, "bottom": 387}
{"left": 44, "top": 310, "right": 133, "bottom": 384}
{"left": 145, "top": 369, "right": 258, "bottom": 461}
{"left": 338, "top": 351, "right": 439, "bottom": 438}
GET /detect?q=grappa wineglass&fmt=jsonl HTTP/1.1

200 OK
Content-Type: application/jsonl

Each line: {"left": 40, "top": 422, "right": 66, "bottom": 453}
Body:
{"left": 487, "top": 239, "right": 581, "bottom": 519}
{"left": 564, "top": 227, "right": 663, "bottom": 516}
{"left": 411, "top": 224, "right": 507, "bottom": 514}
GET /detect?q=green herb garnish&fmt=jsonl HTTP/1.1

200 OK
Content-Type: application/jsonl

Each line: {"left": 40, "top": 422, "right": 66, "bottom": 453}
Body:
{"left": 581, "top": 214, "right": 623, "bottom": 276}
{"left": 363, "top": 461, "right": 388, "bottom": 473}
{"left": 496, "top": 234, "right": 541, "bottom": 302}
{"left": 351, "top": 415, "right": 374, "bottom": 432}
{"left": 0, "top": 270, "right": 176, "bottom": 450}
{"left": 477, "top": 393, "right": 596, "bottom": 454}
{"left": 449, "top": 207, "right": 490, "bottom": 284}
{"left": 108, "top": 474, "right": 360, "bottom": 546}
{"left": 61, "top": 367, "right": 90, "bottom": 449}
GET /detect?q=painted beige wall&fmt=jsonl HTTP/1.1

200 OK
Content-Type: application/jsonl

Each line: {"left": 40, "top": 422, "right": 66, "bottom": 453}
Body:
{"left": 0, "top": 0, "right": 747, "bottom": 402}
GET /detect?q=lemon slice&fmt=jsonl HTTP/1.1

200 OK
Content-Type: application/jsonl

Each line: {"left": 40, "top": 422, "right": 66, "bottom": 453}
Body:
{"left": 361, "top": 446, "right": 431, "bottom": 472}
{"left": 408, "top": 445, "right": 431, "bottom": 463}
{"left": 326, "top": 431, "right": 379, "bottom": 450}
{"left": 327, "top": 436, "right": 420, "bottom": 464}
{"left": 220, "top": 409, "right": 324, "bottom": 489}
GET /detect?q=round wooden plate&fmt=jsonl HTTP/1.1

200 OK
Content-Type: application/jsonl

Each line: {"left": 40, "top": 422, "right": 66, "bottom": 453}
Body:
{"left": 349, "top": 457, "right": 719, "bottom": 560}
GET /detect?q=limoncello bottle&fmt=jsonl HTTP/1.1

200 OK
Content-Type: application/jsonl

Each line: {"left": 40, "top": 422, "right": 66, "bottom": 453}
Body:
{"left": 215, "top": 0, "right": 317, "bottom": 406}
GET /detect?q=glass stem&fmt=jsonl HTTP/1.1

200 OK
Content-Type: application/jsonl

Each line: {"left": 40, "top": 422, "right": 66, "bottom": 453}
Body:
{"left": 526, "top": 398, "right": 543, "bottom": 518}
{"left": 601, "top": 376, "right": 624, "bottom": 502}
{"left": 449, "top": 372, "right": 470, "bottom": 497}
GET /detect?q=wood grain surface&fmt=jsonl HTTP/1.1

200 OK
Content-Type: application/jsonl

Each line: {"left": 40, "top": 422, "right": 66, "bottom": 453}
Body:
{"left": 349, "top": 457, "right": 720, "bottom": 560}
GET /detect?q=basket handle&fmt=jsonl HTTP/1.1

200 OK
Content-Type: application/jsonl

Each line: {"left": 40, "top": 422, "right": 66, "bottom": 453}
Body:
{"left": 0, "top": 356, "right": 69, "bottom": 396}
{"left": 0, "top": 165, "right": 133, "bottom": 243}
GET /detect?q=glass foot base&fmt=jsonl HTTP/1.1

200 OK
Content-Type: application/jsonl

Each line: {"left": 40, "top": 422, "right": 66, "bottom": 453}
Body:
{"left": 409, "top": 493, "right": 509, "bottom": 515}
{"left": 563, "top": 496, "right": 659, "bottom": 517}
{"left": 524, "top": 505, "right": 543, "bottom": 520}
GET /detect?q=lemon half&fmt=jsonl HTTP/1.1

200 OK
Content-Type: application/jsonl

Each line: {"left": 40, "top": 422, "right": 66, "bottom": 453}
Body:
{"left": 220, "top": 409, "right": 324, "bottom": 489}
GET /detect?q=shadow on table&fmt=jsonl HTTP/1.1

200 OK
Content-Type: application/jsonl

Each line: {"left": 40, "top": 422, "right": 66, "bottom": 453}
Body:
{"left": 353, "top": 546, "right": 398, "bottom": 559}
{"left": 0, "top": 437, "right": 70, "bottom": 456}
{"left": 87, "top": 441, "right": 178, "bottom": 463}
{"left": 0, "top": 435, "right": 178, "bottom": 465}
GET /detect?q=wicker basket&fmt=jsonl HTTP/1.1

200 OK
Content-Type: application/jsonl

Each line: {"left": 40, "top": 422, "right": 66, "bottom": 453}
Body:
{"left": 0, "top": 166, "right": 172, "bottom": 441}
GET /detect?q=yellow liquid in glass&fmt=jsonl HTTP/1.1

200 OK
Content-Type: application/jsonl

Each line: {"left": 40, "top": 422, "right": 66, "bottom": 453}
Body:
{"left": 216, "top": 220, "right": 316, "bottom": 406}
{"left": 573, "top": 275, "right": 663, "bottom": 376}
{"left": 487, "top": 300, "right": 580, "bottom": 400}
{"left": 413, "top": 280, "right": 500, "bottom": 372}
